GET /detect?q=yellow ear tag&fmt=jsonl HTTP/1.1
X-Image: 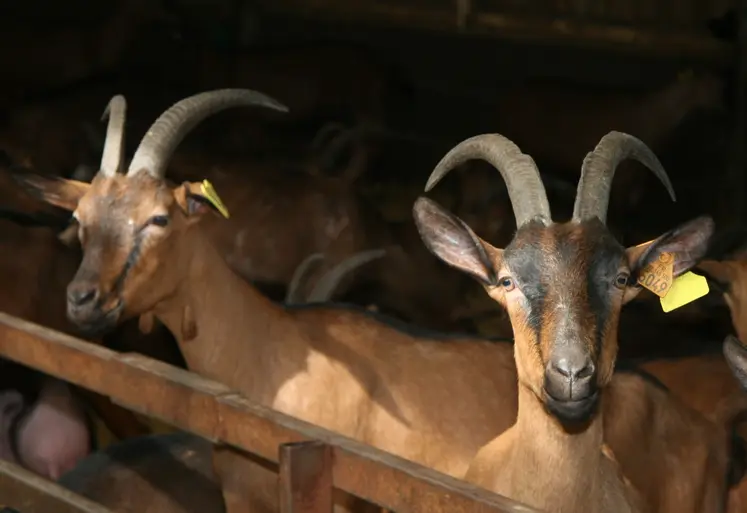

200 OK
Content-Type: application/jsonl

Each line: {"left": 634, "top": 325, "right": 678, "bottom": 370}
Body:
{"left": 200, "top": 179, "right": 230, "bottom": 219}
{"left": 637, "top": 252, "right": 674, "bottom": 298}
{"left": 660, "top": 271, "right": 709, "bottom": 313}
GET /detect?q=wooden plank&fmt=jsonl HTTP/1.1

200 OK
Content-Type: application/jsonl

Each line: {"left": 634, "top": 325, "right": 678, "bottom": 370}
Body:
{"left": 279, "top": 441, "right": 333, "bottom": 513}
{"left": 0, "top": 460, "right": 112, "bottom": 513}
{"left": 257, "top": 0, "right": 733, "bottom": 63}
{"left": 0, "top": 312, "right": 539, "bottom": 513}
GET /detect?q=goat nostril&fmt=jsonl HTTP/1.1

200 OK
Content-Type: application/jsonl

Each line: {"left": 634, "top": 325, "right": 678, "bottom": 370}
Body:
{"left": 552, "top": 358, "right": 595, "bottom": 380}
{"left": 576, "top": 363, "right": 595, "bottom": 379}
{"left": 68, "top": 287, "right": 98, "bottom": 307}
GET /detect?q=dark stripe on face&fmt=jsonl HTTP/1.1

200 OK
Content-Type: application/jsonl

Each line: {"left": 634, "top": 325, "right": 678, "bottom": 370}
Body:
{"left": 504, "top": 225, "right": 548, "bottom": 340}
{"left": 585, "top": 230, "right": 625, "bottom": 355}
{"left": 109, "top": 224, "right": 148, "bottom": 297}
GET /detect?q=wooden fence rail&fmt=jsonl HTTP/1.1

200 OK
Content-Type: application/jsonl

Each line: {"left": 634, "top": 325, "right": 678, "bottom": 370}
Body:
{"left": 0, "top": 312, "right": 539, "bottom": 513}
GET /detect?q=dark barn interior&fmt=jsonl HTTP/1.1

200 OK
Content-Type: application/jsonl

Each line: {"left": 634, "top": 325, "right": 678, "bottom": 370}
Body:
{"left": 1, "top": 0, "right": 747, "bottom": 511}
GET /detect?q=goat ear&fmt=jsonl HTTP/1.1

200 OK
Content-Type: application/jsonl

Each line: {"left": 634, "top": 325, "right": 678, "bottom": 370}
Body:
{"left": 413, "top": 196, "right": 500, "bottom": 286}
{"left": 13, "top": 174, "right": 89, "bottom": 212}
{"left": 724, "top": 335, "right": 747, "bottom": 392}
{"left": 174, "top": 182, "right": 225, "bottom": 219}
{"left": 623, "top": 216, "right": 715, "bottom": 302}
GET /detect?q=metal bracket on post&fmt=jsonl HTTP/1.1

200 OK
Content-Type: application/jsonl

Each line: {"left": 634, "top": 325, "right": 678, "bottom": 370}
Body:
{"left": 278, "top": 441, "right": 333, "bottom": 513}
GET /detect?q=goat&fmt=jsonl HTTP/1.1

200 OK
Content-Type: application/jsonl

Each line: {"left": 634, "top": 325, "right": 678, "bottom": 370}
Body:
{"left": 18, "top": 89, "right": 736, "bottom": 513}
{"left": 636, "top": 347, "right": 747, "bottom": 513}
{"left": 55, "top": 250, "right": 389, "bottom": 513}
{"left": 0, "top": 124, "right": 174, "bottom": 444}
{"left": 412, "top": 131, "right": 716, "bottom": 511}
{"left": 154, "top": 145, "right": 389, "bottom": 307}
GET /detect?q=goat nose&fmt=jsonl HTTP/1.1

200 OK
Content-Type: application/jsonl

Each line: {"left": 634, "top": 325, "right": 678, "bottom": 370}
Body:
{"left": 67, "top": 285, "right": 99, "bottom": 307}
{"left": 552, "top": 357, "right": 595, "bottom": 381}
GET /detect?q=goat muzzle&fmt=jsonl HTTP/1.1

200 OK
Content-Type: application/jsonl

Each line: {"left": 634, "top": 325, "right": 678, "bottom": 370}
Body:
{"left": 543, "top": 354, "right": 598, "bottom": 423}
{"left": 66, "top": 281, "right": 123, "bottom": 336}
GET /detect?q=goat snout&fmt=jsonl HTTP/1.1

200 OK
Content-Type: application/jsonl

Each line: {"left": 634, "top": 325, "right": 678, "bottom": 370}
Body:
{"left": 67, "top": 284, "right": 99, "bottom": 307}
{"left": 66, "top": 281, "right": 121, "bottom": 334}
{"left": 543, "top": 352, "right": 598, "bottom": 423}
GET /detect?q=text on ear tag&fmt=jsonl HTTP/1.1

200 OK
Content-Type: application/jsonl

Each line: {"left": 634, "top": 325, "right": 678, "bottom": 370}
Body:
{"left": 200, "top": 179, "right": 230, "bottom": 219}
{"left": 637, "top": 252, "right": 674, "bottom": 297}
{"left": 660, "top": 271, "right": 709, "bottom": 313}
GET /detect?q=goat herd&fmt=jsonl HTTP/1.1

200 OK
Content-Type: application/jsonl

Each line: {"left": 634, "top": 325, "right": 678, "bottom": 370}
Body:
{"left": 0, "top": 81, "right": 746, "bottom": 513}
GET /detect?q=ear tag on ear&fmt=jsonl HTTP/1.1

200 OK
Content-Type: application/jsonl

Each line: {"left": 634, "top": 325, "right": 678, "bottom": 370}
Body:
{"left": 200, "top": 179, "right": 230, "bottom": 219}
{"left": 637, "top": 252, "right": 674, "bottom": 297}
{"left": 660, "top": 272, "right": 710, "bottom": 313}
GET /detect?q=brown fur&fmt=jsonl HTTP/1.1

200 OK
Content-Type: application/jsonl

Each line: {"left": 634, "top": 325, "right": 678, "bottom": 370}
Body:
{"left": 454, "top": 222, "right": 646, "bottom": 513}
{"left": 20, "top": 157, "right": 734, "bottom": 513}
{"left": 0, "top": 169, "right": 175, "bottom": 442}
{"left": 640, "top": 352, "right": 747, "bottom": 513}
{"left": 414, "top": 144, "right": 723, "bottom": 512}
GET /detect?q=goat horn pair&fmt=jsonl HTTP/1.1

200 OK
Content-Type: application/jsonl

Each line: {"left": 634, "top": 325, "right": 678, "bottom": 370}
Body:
{"left": 97, "top": 89, "right": 289, "bottom": 179}
{"left": 572, "top": 131, "right": 676, "bottom": 224}
{"left": 425, "top": 131, "right": 675, "bottom": 227}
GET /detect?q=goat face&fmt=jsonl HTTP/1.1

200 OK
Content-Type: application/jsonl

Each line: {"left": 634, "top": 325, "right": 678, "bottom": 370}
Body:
{"left": 496, "top": 219, "right": 626, "bottom": 422}
{"left": 414, "top": 131, "right": 713, "bottom": 426}
{"left": 19, "top": 172, "right": 218, "bottom": 335}
{"left": 13, "top": 90, "right": 288, "bottom": 335}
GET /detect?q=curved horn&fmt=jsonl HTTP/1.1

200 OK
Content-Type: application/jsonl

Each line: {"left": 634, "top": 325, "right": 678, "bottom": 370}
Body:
{"left": 127, "top": 89, "right": 288, "bottom": 178}
{"left": 572, "top": 131, "right": 675, "bottom": 224}
{"left": 285, "top": 253, "right": 325, "bottom": 304}
{"left": 99, "top": 95, "right": 127, "bottom": 177}
{"left": 308, "top": 249, "right": 387, "bottom": 303}
{"left": 425, "top": 134, "right": 551, "bottom": 227}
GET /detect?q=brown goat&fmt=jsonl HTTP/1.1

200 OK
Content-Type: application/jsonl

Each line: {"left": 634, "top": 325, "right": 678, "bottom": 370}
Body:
{"left": 18, "top": 90, "right": 737, "bottom": 513}
{"left": 162, "top": 131, "right": 387, "bottom": 297}
{"left": 0, "top": 113, "right": 173, "bottom": 443}
{"left": 412, "top": 131, "right": 716, "bottom": 511}
{"left": 637, "top": 348, "right": 747, "bottom": 513}
{"left": 55, "top": 250, "right": 386, "bottom": 513}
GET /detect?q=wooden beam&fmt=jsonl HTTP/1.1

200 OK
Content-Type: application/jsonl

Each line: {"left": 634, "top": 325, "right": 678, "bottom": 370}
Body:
{"left": 0, "top": 312, "right": 538, "bottom": 513}
{"left": 0, "top": 460, "right": 113, "bottom": 513}
{"left": 257, "top": 0, "right": 733, "bottom": 64}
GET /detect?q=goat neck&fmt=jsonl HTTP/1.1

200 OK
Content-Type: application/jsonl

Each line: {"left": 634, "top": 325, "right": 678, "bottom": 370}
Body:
{"left": 152, "top": 227, "right": 303, "bottom": 402}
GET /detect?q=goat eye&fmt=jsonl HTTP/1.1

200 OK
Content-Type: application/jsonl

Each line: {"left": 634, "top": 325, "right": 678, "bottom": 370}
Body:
{"left": 149, "top": 215, "right": 170, "bottom": 227}
{"left": 615, "top": 273, "right": 629, "bottom": 288}
{"left": 499, "top": 277, "right": 515, "bottom": 291}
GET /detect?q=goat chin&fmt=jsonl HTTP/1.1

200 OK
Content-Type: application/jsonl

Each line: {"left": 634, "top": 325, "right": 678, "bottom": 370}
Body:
{"left": 543, "top": 391, "right": 600, "bottom": 425}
